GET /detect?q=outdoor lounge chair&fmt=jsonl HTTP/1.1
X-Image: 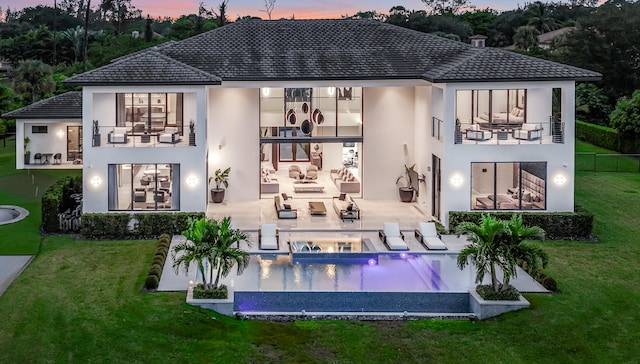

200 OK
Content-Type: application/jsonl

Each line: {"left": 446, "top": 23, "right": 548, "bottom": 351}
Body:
{"left": 378, "top": 222, "right": 408, "bottom": 251}
{"left": 414, "top": 222, "right": 447, "bottom": 250}
{"left": 259, "top": 223, "right": 279, "bottom": 250}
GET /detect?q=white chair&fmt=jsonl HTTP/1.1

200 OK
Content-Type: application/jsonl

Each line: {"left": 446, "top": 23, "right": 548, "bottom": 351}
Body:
{"left": 108, "top": 127, "right": 128, "bottom": 144}
{"left": 378, "top": 222, "right": 408, "bottom": 251}
{"left": 259, "top": 223, "right": 279, "bottom": 250}
{"left": 158, "top": 127, "right": 181, "bottom": 144}
{"left": 414, "top": 222, "right": 447, "bottom": 250}
{"left": 513, "top": 124, "right": 543, "bottom": 141}
{"left": 466, "top": 124, "right": 491, "bottom": 141}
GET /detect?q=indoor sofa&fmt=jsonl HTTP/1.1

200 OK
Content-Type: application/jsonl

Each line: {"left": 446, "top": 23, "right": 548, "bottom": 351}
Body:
{"left": 274, "top": 195, "right": 297, "bottom": 219}
{"left": 330, "top": 168, "right": 361, "bottom": 193}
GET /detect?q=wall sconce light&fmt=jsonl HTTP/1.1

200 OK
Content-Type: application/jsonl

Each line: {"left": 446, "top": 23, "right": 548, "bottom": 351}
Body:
{"left": 90, "top": 176, "right": 102, "bottom": 186}
{"left": 262, "top": 88, "right": 270, "bottom": 97}
{"left": 57, "top": 130, "right": 65, "bottom": 138}
{"left": 186, "top": 175, "right": 198, "bottom": 187}
{"left": 451, "top": 175, "right": 463, "bottom": 186}
{"left": 328, "top": 87, "right": 335, "bottom": 96}
{"left": 554, "top": 175, "right": 566, "bottom": 185}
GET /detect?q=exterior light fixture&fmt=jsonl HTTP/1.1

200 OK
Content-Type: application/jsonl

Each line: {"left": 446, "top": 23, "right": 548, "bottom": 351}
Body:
{"left": 262, "top": 88, "right": 270, "bottom": 97}
{"left": 554, "top": 175, "right": 566, "bottom": 185}
{"left": 90, "top": 176, "right": 101, "bottom": 186}
{"left": 328, "top": 87, "right": 335, "bottom": 96}
{"left": 451, "top": 175, "right": 463, "bottom": 186}
{"left": 186, "top": 175, "right": 198, "bottom": 187}
{"left": 57, "top": 130, "right": 64, "bottom": 138}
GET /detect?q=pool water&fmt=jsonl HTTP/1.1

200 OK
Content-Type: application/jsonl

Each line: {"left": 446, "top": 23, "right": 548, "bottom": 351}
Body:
{"left": 230, "top": 253, "right": 475, "bottom": 293}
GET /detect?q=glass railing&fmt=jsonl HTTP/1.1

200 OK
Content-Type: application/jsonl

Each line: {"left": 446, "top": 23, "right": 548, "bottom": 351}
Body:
{"left": 90, "top": 125, "right": 196, "bottom": 147}
{"left": 454, "top": 119, "right": 564, "bottom": 145}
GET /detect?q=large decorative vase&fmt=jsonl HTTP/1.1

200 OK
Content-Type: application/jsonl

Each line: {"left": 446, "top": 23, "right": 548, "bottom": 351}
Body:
{"left": 24, "top": 154, "right": 30, "bottom": 165}
{"left": 398, "top": 187, "right": 414, "bottom": 203}
{"left": 211, "top": 189, "right": 226, "bottom": 203}
{"left": 93, "top": 134, "right": 101, "bottom": 147}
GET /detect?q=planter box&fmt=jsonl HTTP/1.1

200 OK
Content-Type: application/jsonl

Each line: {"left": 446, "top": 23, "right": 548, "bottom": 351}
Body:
{"left": 469, "top": 288, "right": 530, "bottom": 320}
{"left": 186, "top": 286, "right": 234, "bottom": 316}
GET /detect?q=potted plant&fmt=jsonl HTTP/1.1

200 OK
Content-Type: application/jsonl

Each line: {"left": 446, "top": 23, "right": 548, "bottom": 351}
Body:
{"left": 23, "top": 137, "right": 30, "bottom": 165}
{"left": 395, "top": 164, "right": 418, "bottom": 202}
{"left": 209, "top": 167, "right": 230, "bottom": 203}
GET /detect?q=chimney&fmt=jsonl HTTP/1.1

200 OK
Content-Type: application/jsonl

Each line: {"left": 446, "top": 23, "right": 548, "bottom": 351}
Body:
{"left": 470, "top": 34, "right": 487, "bottom": 47}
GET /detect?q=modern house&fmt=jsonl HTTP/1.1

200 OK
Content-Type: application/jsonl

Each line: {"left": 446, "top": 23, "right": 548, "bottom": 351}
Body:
{"left": 5, "top": 19, "right": 600, "bottom": 228}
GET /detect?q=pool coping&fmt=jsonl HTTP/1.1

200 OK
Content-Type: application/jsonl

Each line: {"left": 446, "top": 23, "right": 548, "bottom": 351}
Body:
{"left": 0, "top": 205, "right": 30, "bottom": 225}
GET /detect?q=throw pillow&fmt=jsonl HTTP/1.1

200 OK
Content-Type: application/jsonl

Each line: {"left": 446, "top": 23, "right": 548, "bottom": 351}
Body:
{"left": 347, "top": 175, "right": 355, "bottom": 182}
{"left": 342, "top": 175, "right": 348, "bottom": 181}
{"left": 347, "top": 203, "right": 354, "bottom": 211}
{"left": 523, "top": 191, "right": 531, "bottom": 202}
{"left": 281, "top": 193, "right": 289, "bottom": 200}
{"left": 283, "top": 203, "right": 291, "bottom": 210}
{"left": 338, "top": 193, "right": 346, "bottom": 201}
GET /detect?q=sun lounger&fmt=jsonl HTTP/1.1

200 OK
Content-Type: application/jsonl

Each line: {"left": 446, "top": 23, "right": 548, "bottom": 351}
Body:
{"left": 259, "top": 223, "right": 279, "bottom": 250}
{"left": 414, "top": 222, "right": 447, "bottom": 250}
{"left": 378, "top": 222, "right": 408, "bottom": 251}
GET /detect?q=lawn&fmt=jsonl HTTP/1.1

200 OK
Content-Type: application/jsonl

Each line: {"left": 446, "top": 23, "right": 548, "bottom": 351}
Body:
{"left": 1, "top": 142, "right": 640, "bottom": 362}
{"left": 0, "top": 136, "right": 81, "bottom": 254}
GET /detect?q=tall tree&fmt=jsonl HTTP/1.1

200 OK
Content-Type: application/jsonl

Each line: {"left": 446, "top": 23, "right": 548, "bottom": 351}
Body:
{"left": 13, "top": 60, "right": 56, "bottom": 103}
{"left": 61, "top": 25, "right": 84, "bottom": 62}
{"left": 525, "top": 1, "right": 562, "bottom": 33}
{"left": 513, "top": 25, "right": 540, "bottom": 51}
{"left": 421, "top": 0, "right": 471, "bottom": 15}
{"left": 100, "top": 0, "right": 140, "bottom": 34}
{"left": 259, "top": 0, "right": 276, "bottom": 20}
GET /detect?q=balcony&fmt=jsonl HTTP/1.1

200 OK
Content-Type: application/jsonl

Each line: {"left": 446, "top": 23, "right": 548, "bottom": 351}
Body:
{"left": 454, "top": 117, "right": 564, "bottom": 145}
{"left": 91, "top": 124, "right": 196, "bottom": 148}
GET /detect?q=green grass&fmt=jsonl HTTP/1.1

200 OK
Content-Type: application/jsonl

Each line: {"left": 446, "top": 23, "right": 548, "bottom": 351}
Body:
{"left": 576, "top": 140, "right": 640, "bottom": 172}
{"left": 0, "top": 136, "right": 81, "bottom": 254}
{"left": 1, "top": 141, "right": 640, "bottom": 362}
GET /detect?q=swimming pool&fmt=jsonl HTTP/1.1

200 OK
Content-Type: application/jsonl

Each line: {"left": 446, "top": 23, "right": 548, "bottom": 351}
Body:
{"left": 231, "top": 253, "right": 475, "bottom": 314}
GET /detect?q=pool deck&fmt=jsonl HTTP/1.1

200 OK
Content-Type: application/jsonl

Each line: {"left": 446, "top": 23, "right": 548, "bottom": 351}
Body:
{"left": 158, "top": 234, "right": 548, "bottom": 294}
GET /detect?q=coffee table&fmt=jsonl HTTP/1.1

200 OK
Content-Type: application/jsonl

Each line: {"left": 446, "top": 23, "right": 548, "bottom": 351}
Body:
{"left": 309, "top": 201, "right": 327, "bottom": 215}
{"left": 294, "top": 185, "right": 325, "bottom": 193}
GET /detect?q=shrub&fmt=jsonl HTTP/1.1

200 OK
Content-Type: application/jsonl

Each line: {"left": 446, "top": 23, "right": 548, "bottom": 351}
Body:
{"left": 148, "top": 264, "right": 162, "bottom": 278}
{"left": 576, "top": 120, "right": 640, "bottom": 154}
{"left": 193, "top": 284, "right": 228, "bottom": 299}
{"left": 41, "top": 176, "right": 82, "bottom": 232}
{"left": 449, "top": 208, "right": 594, "bottom": 240}
{"left": 475, "top": 284, "right": 520, "bottom": 301}
{"left": 541, "top": 276, "right": 559, "bottom": 292}
{"left": 144, "top": 275, "right": 159, "bottom": 290}
{"left": 153, "top": 256, "right": 165, "bottom": 267}
{"left": 81, "top": 212, "right": 204, "bottom": 239}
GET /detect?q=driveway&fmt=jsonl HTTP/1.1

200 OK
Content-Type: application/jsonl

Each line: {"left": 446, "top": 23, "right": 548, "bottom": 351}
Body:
{"left": 0, "top": 256, "right": 33, "bottom": 296}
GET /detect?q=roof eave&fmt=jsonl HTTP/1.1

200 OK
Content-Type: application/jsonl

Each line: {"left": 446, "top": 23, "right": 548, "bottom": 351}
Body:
{"left": 62, "top": 80, "right": 221, "bottom": 86}
{"left": 427, "top": 75, "right": 602, "bottom": 83}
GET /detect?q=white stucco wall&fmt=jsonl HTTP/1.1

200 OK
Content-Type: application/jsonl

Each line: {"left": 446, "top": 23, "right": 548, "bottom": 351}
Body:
{"left": 16, "top": 119, "right": 82, "bottom": 169}
{"left": 362, "top": 86, "right": 416, "bottom": 200}
{"left": 439, "top": 81, "right": 576, "bottom": 227}
{"left": 208, "top": 87, "right": 260, "bottom": 202}
{"left": 82, "top": 86, "right": 208, "bottom": 213}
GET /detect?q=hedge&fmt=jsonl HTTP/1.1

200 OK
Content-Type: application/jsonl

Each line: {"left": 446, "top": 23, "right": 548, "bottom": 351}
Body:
{"left": 81, "top": 212, "right": 204, "bottom": 239}
{"left": 448, "top": 207, "right": 594, "bottom": 240}
{"left": 42, "top": 176, "right": 82, "bottom": 232}
{"left": 576, "top": 120, "right": 640, "bottom": 154}
{"left": 144, "top": 233, "right": 173, "bottom": 291}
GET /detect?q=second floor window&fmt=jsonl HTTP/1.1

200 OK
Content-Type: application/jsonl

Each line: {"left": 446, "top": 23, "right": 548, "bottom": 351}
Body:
{"left": 116, "top": 93, "right": 184, "bottom": 135}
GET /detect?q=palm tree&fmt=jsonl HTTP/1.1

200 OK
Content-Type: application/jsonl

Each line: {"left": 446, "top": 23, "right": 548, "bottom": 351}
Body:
{"left": 13, "top": 60, "right": 56, "bottom": 103}
{"left": 501, "top": 215, "right": 548, "bottom": 285}
{"left": 209, "top": 217, "right": 251, "bottom": 289}
{"left": 525, "top": 1, "right": 561, "bottom": 33}
{"left": 513, "top": 25, "right": 541, "bottom": 52}
{"left": 456, "top": 214, "right": 509, "bottom": 292}
{"left": 172, "top": 217, "right": 215, "bottom": 289}
{"left": 172, "top": 217, "right": 250, "bottom": 291}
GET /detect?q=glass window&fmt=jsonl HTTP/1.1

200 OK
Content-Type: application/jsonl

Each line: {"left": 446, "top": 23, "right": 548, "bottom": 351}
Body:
{"left": 259, "top": 86, "right": 363, "bottom": 139}
{"left": 456, "top": 89, "right": 526, "bottom": 127}
{"left": 108, "top": 163, "right": 180, "bottom": 211}
{"left": 116, "top": 93, "right": 184, "bottom": 135}
{"left": 471, "top": 162, "right": 545, "bottom": 210}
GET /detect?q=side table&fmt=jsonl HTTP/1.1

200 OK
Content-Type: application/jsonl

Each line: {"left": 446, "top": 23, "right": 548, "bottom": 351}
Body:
{"left": 140, "top": 134, "right": 151, "bottom": 143}
{"left": 497, "top": 129, "right": 508, "bottom": 140}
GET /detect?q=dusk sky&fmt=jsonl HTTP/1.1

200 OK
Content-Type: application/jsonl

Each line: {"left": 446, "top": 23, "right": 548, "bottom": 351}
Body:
{"left": 0, "top": 0, "right": 525, "bottom": 19}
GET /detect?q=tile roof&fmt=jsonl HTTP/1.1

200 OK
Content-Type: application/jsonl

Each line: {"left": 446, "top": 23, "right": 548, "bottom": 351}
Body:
{"left": 64, "top": 19, "right": 601, "bottom": 86}
{"left": 2, "top": 91, "right": 82, "bottom": 119}
{"left": 64, "top": 51, "right": 221, "bottom": 86}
